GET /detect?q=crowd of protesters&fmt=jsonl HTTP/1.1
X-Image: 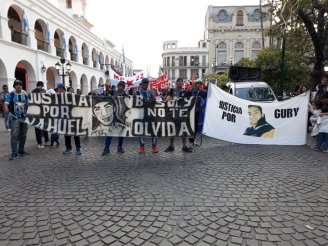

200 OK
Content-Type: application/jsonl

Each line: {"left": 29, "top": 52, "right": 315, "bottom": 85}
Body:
{"left": 1, "top": 77, "right": 208, "bottom": 160}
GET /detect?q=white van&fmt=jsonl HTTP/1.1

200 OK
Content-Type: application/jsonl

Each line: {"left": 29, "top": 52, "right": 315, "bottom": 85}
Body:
{"left": 226, "top": 66, "right": 277, "bottom": 102}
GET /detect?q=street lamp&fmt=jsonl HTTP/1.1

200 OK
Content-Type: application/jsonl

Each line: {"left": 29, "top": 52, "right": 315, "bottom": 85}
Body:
{"left": 207, "top": 39, "right": 218, "bottom": 73}
{"left": 55, "top": 57, "right": 71, "bottom": 86}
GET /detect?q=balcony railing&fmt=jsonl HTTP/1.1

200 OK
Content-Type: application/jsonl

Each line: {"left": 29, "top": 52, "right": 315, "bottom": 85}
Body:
{"left": 163, "top": 63, "right": 209, "bottom": 68}
{"left": 70, "top": 53, "right": 77, "bottom": 62}
{"left": 36, "top": 39, "right": 49, "bottom": 52}
{"left": 83, "top": 58, "right": 89, "bottom": 65}
{"left": 11, "top": 29, "right": 28, "bottom": 46}
{"left": 56, "top": 47, "right": 64, "bottom": 57}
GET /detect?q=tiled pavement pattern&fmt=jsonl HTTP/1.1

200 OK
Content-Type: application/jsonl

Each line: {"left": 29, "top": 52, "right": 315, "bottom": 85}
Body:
{"left": 0, "top": 124, "right": 327, "bottom": 246}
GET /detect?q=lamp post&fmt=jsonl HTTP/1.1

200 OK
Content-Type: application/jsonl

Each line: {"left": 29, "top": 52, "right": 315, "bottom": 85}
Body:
{"left": 55, "top": 57, "right": 71, "bottom": 86}
{"left": 207, "top": 39, "right": 217, "bottom": 73}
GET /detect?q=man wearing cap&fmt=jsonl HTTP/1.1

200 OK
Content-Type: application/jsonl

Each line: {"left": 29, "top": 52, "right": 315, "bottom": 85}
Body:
{"left": 164, "top": 77, "right": 193, "bottom": 153}
{"left": 136, "top": 78, "right": 159, "bottom": 154}
{"left": 102, "top": 81, "right": 127, "bottom": 155}
{"left": 32, "top": 81, "right": 49, "bottom": 149}
{"left": 4, "top": 79, "right": 29, "bottom": 160}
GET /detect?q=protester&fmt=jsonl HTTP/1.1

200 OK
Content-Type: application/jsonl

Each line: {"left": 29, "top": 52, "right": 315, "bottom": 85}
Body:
{"left": 314, "top": 104, "right": 328, "bottom": 152}
{"left": 188, "top": 80, "right": 207, "bottom": 147}
{"left": 314, "top": 84, "right": 327, "bottom": 101}
{"left": 102, "top": 81, "right": 127, "bottom": 156}
{"left": 56, "top": 83, "right": 82, "bottom": 155}
{"left": 0, "top": 84, "right": 10, "bottom": 131}
{"left": 32, "top": 81, "right": 49, "bottom": 149}
{"left": 46, "top": 88, "right": 60, "bottom": 146}
{"left": 136, "top": 78, "right": 159, "bottom": 154}
{"left": 4, "top": 79, "right": 29, "bottom": 160}
{"left": 164, "top": 77, "right": 193, "bottom": 153}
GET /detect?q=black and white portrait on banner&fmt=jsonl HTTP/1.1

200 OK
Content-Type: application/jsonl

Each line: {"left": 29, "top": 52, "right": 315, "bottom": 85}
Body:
{"left": 91, "top": 96, "right": 129, "bottom": 136}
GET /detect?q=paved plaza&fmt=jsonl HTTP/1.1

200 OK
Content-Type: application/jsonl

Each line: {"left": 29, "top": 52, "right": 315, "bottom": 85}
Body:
{"left": 0, "top": 122, "right": 327, "bottom": 246}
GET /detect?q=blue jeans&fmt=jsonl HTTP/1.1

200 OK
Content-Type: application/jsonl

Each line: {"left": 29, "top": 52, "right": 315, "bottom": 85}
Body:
{"left": 4, "top": 111, "right": 10, "bottom": 130}
{"left": 10, "top": 119, "right": 28, "bottom": 155}
{"left": 104, "top": 137, "right": 124, "bottom": 150}
{"left": 139, "top": 137, "right": 157, "bottom": 147}
{"left": 315, "top": 132, "right": 328, "bottom": 150}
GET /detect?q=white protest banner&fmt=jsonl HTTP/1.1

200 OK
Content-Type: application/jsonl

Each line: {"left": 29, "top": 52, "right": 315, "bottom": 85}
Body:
{"left": 110, "top": 69, "right": 147, "bottom": 87}
{"left": 203, "top": 83, "right": 309, "bottom": 145}
{"left": 25, "top": 94, "right": 195, "bottom": 137}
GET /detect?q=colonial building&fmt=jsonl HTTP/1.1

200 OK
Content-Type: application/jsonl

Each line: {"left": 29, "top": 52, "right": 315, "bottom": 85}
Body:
{"left": 205, "top": 5, "right": 270, "bottom": 74}
{"left": 0, "top": 0, "right": 133, "bottom": 94}
{"left": 162, "top": 4, "right": 270, "bottom": 80}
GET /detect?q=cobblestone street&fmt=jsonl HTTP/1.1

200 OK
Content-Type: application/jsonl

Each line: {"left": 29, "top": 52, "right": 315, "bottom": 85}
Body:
{"left": 0, "top": 124, "right": 327, "bottom": 246}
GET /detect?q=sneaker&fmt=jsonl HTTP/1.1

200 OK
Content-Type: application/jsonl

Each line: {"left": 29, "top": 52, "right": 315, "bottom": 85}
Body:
{"left": 44, "top": 142, "right": 50, "bottom": 146}
{"left": 63, "top": 148, "right": 73, "bottom": 155}
{"left": 18, "top": 151, "right": 30, "bottom": 156}
{"left": 102, "top": 149, "right": 110, "bottom": 156}
{"left": 75, "top": 147, "right": 82, "bottom": 156}
{"left": 117, "top": 147, "right": 125, "bottom": 153}
{"left": 152, "top": 145, "right": 159, "bottom": 153}
{"left": 164, "top": 145, "right": 175, "bottom": 152}
{"left": 6, "top": 129, "right": 11, "bottom": 132}
{"left": 322, "top": 149, "right": 328, "bottom": 153}
{"left": 9, "top": 154, "right": 18, "bottom": 160}
{"left": 314, "top": 148, "right": 320, "bottom": 152}
{"left": 138, "top": 146, "right": 145, "bottom": 154}
{"left": 182, "top": 146, "right": 192, "bottom": 153}
{"left": 36, "top": 144, "right": 45, "bottom": 149}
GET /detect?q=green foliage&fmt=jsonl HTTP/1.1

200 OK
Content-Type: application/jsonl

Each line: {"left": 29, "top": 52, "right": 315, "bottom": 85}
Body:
{"left": 236, "top": 58, "right": 257, "bottom": 67}
{"left": 264, "top": 0, "right": 328, "bottom": 89}
{"left": 204, "top": 73, "right": 229, "bottom": 87}
{"left": 255, "top": 47, "right": 311, "bottom": 93}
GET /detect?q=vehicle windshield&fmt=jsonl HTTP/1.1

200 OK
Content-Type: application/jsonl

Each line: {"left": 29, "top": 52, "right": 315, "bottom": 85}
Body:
{"left": 235, "top": 87, "right": 275, "bottom": 101}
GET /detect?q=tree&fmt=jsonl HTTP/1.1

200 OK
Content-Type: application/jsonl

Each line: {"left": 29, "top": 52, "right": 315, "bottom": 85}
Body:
{"left": 265, "top": 0, "right": 328, "bottom": 90}
{"left": 236, "top": 58, "right": 257, "bottom": 67}
{"left": 255, "top": 47, "right": 310, "bottom": 93}
{"left": 204, "top": 73, "right": 228, "bottom": 87}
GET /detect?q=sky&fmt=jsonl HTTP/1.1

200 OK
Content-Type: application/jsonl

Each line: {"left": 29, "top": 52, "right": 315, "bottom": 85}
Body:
{"left": 50, "top": 0, "right": 260, "bottom": 77}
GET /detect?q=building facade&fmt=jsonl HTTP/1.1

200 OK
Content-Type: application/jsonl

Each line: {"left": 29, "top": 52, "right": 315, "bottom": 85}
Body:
{"left": 205, "top": 5, "right": 270, "bottom": 74}
{"left": 162, "top": 5, "right": 270, "bottom": 80}
{"left": 0, "top": 0, "right": 133, "bottom": 94}
{"left": 161, "top": 40, "right": 209, "bottom": 82}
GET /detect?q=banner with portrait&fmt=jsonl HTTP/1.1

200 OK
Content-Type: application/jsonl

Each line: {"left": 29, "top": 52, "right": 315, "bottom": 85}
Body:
{"left": 24, "top": 93, "right": 195, "bottom": 137}
{"left": 203, "top": 83, "right": 310, "bottom": 145}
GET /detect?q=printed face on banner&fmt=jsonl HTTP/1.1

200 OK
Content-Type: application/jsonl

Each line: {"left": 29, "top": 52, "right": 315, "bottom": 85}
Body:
{"left": 248, "top": 106, "right": 263, "bottom": 127}
{"left": 244, "top": 105, "right": 275, "bottom": 138}
{"left": 91, "top": 97, "right": 129, "bottom": 136}
{"left": 92, "top": 102, "right": 114, "bottom": 126}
